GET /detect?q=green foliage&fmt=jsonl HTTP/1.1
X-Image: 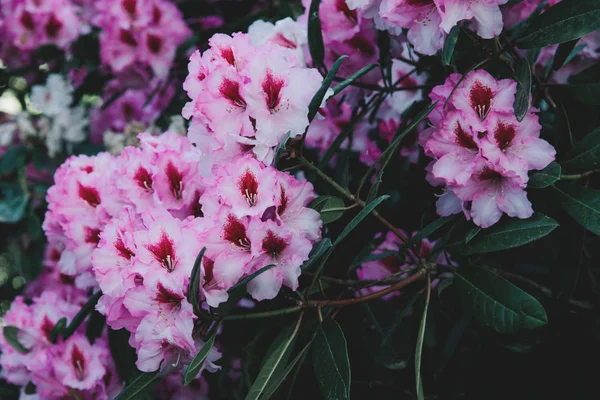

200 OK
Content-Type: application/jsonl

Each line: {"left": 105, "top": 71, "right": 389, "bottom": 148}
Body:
{"left": 513, "top": 58, "right": 532, "bottom": 122}
{"left": 307, "top": 0, "right": 324, "bottom": 69}
{"left": 309, "top": 195, "right": 346, "bottom": 224}
{"left": 313, "top": 319, "right": 351, "bottom": 400}
{"left": 562, "top": 125, "right": 600, "bottom": 169}
{"left": 188, "top": 247, "right": 207, "bottom": 316}
{"left": 442, "top": 25, "right": 460, "bottom": 66}
{"left": 528, "top": 162, "right": 561, "bottom": 188}
{"left": 114, "top": 372, "right": 160, "bottom": 400}
{"left": 555, "top": 184, "right": 600, "bottom": 235}
{"left": 184, "top": 331, "right": 217, "bottom": 385}
{"left": 2, "top": 326, "right": 30, "bottom": 354}
{"left": 454, "top": 266, "right": 548, "bottom": 333}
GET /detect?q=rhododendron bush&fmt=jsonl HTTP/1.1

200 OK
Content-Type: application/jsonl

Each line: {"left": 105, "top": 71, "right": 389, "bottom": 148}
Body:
{"left": 1, "top": 0, "right": 600, "bottom": 398}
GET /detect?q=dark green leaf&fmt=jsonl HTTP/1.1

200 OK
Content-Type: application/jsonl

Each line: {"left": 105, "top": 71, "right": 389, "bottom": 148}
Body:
{"left": 377, "top": 30, "right": 392, "bottom": 87}
{"left": 563, "top": 126, "right": 600, "bottom": 169}
{"left": 50, "top": 317, "right": 67, "bottom": 344}
{"left": 454, "top": 266, "right": 548, "bottom": 333}
{"left": 259, "top": 341, "right": 312, "bottom": 400}
{"left": 272, "top": 131, "right": 293, "bottom": 167}
{"left": 528, "top": 162, "right": 561, "bottom": 188}
{"left": 188, "top": 247, "right": 206, "bottom": 317}
{"left": 334, "top": 195, "right": 389, "bottom": 246}
{"left": 114, "top": 371, "right": 160, "bottom": 400}
{"left": 101, "top": 88, "right": 127, "bottom": 110}
{"left": 407, "top": 215, "right": 458, "bottom": 249}
{"left": 449, "top": 213, "right": 559, "bottom": 255}
{"left": 108, "top": 328, "right": 140, "bottom": 384}
{"left": 307, "top": 0, "right": 325, "bottom": 69}
{"left": 0, "top": 146, "right": 26, "bottom": 175}
{"left": 464, "top": 226, "right": 482, "bottom": 244}
{"left": 436, "top": 312, "right": 472, "bottom": 375}
{"left": 332, "top": 63, "right": 378, "bottom": 97}
{"left": 246, "top": 319, "right": 301, "bottom": 400}
{"left": 308, "top": 195, "right": 345, "bottom": 224}
{"left": 0, "top": 194, "right": 29, "bottom": 223}
{"left": 214, "top": 264, "right": 276, "bottom": 314}
{"left": 184, "top": 331, "right": 217, "bottom": 385}
{"left": 63, "top": 291, "right": 102, "bottom": 340}
{"left": 415, "top": 282, "right": 431, "bottom": 400}
{"left": 301, "top": 238, "right": 333, "bottom": 271}
{"left": 514, "top": 58, "right": 531, "bottom": 122}
{"left": 552, "top": 39, "right": 580, "bottom": 70}
{"left": 555, "top": 184, "right": 600, "bottom": 235}
{"left": 307, "top": 55, "right": 347, "bottom": 122}
{"left": 85, "top": 311, "right": 106, "bottom": 344}
{"left": 517, "top": 0, "right": 600, "bottom": 49}
{"left": 2, "top": 326, "right": 30, "bottom": 354}
{"left": 442, "top": 25, "right": 460, "bottom": 66}
{"left": 313, "top": 319, "right": 351, "bottom": 400}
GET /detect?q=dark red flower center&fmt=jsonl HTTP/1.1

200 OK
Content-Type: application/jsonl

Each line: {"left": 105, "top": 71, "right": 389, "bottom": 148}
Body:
{"left": 469, "top": 81, "right": 493, "bottom": 121}
{"left": 155, "top": 283, "right": 183, "bottom": 309}
{"left": 165, "top": 161, "right": 183, "bottom": 200}
{"left": 41, "top": 316, "right": 54, "bottom": 341}
{"left": 454, "top": 121, "right": 478, "bottom": 150}
{"left": 78, "top": 183, "right": 101, "bottom": 207}
{"left": 60, "top": 274, "right": 75, "bottom": 285}
{"left": 494, "top": 121, "right": 516, "bottom": 150}
{"left": 147, "top": 34, "right": 162, "bottom": 54}
{"left": 407, "top": 0, "right": 434, "bottom": 6}
{"left": 277, "top": 185, "right": 288, "bottom": 216}
{"left": 223, "top": 215, "right": 251, "bottom": 251}
{"left": 134, "top": 166, "right": 153, "bottom": 191}
{"left": 20, "top": 11, "right": 35, "bottom": 31}
{"left": 146, "top": 232, "right": 176, "bottom": 272}
{"left": 152, "top": 5, "right": 162, "bottom": 24}
{"left": 45, "top": 14, "right": 63, "bottom": 38}
{"left": 274, "top": 33, "right": 297, "bottom": 49}
{"left": 478, "top": 167, "right": 503, "bottom": 182}
{"left": 190, "top": 190, "right": 204, "bottom": 218}
{"left": 203, "top": 257, "right": 215, "bottom": 285}
{"left": 122, "top": 0, "right": 136, "bottom": 17}
{"left": 262, "top": 230, "right": 287, "bottom": 258}
{"left": 220, "top": 47, "right": 235, "bottom": 66}
{"left": 220, "top": 78, "right": 247, "bottom": 109}
{"left": 85, "top": 227, "right": 101, "bottom": 245}
{"left": 346, "top": 34, "right": 375, "bottom": 57}
{"left": 262, "top": 70, "right": 285, "bottom": 111}
{"left": 238, "top": 169, "right": 258, "bottom": 206}
{"left": 71, "top": 345, "right": 86, "bottom": 381}
{"left": 119, "top": 29, "right": 138, "bottom": 47}
{"left": 336, "top": 0, "right": 358, "bottom": 24}
{"left": 114, "top": 236, "right": 135, "bottom": 260}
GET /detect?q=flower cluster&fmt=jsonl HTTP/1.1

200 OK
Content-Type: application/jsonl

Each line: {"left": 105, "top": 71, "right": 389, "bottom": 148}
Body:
{"left": 42, "top": 131, "right": 322, "bottom": 374}
{"left": 0, "top": 290, "right": 121, "bottom": 399}
{"left": 421, "top": 70, "right": 556, "bottom": 228}
{"left": 348, "top": 0, "right": 509, "bottom": 56}
{"left": 94, "top": 0, "right": 191, "bottom": 78}
{"left": 0, "top": 0, "right": 82, "bottom": 52}
{"left": 183, "top": 26, "right": 325, "bottom": 166}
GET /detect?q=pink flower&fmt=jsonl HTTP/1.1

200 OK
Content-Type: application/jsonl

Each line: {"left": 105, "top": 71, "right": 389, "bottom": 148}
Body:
{"left": 437, "top": 0, "right": 508, "bottom": 39}
{"left": 248, "top": 17, "right": 307, "bottom": 65}
{"left": 53, "top": 335, "right": 107, "bottom": 391}
{"left": 454, "top": 161, "right": 533, "bottom": 228}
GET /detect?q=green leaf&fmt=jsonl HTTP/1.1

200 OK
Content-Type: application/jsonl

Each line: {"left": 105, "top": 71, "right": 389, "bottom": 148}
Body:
{"left": 332, "top": 63, "right": 378, "bottom": 97}
{"left": 562, "top": 126, "right": 600, "bottom": 169}
{"left": 214, "top": 264, "right": 277, "bottom": 314}
{"left": 246, "top": 319, "right": 302, "bottom": 400}
{"left": 232, "top": 264, "right": 276, "bottom": 294}
{"left": 415, "top": 282, "right": 431, "bottom": 400}
{"left": 552, "top": 39, "right": 580, "bottom": 71}
{"left": 513, "top": 58, "right": 531, "bottom": 122}
{"left": 442, "top": 25, "right": 460, "bottom": 66}
{"left": 313, "top": 319, "right": 351, "bottom": 400}
{"left": 2, "top": 326, "right": 30, "bottom": 354}
{"left": 307, "top": 0, "right": 325, "bottom": 69}
{"left": 449, "top": 213, "right": 559, "bottom": 255}
{"left": 259, "top": 341, "right": 313, "bottom": 400}
{"left": 50, "top": 317, "right": 67, "bottom": 344}
{"left": 188, "top": 247, "right": 206, "bottom": 317}
{"left": 517, "top": 0, "right": 600, "bottom": 49}
{"left": 528, "top": 162, "right": 561, "bottom": 188}
{"left": 555, "top": 184, "right": 600, "bottom": 235}
{"left": 0, "top": 194, "right": 30, "bottom": 223}
{"left": 0, "top": 146, "right": 26, "bottom": 175}
{"left": 85, "top": 311, "right": 106, "bottom": 344}
{"left": 435, "top": 312, "right": 472, "bottom": 375}
{"left": 272, "top": 131, "right": 293, "bottom": 167}
{"left": 308, "top": 195, "right": 345, "bottom": 224}
{"left": 454, "top": 266, "right": 548, "bottom": 333}
{"left": 407, "top": 215, "right": 458, "bottom": 249}
{"left": 63, "top": 291, "right": 102, "bottom": 340}
{"left": 307, "top": 55, "right": 347, "bottom": 122}
{"left": 114, "top": 371, "right": 160, "bottom": 400}
{"left": 334, "top": 195, "right": 389, "bottom": 246}
{"left": 301, "top": 238, "right": 333, "bottom": 271}
{"left": 184, "top": 331, "right": 217, "bottom": 385}
{"left": 464, "top": 226, "right": 482, "bottom": 244}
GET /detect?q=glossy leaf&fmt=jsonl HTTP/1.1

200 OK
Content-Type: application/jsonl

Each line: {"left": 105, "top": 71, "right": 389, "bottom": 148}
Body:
{"left": 454, "top": 266, "right": 548, "bottom": 333}
{"left": 308, "top": 195, "right": 345, "bottom": 224}
{"left": 3, "top": 326, "right": 30, "bottom": 354}
{"left": 213, "top": 264, "right": 276, "bottom": 314}
{"left": 184, "top": 331, "right": 217, "bottom": 385}
{"left": 313, "top": 319, "right": 351, "bottom": 400}
{"left": 0, "top": 146, "right": 26, "bottom": 175}
{"left": 464, "top": 226, "right": 482, "bottom": 244}
{"left": 307, "top": 55, "right": 347, "bottom": 122}
{"left": 63, "top": 291, "right": 102, "bottom": 340}
{"left": 563, "top": 126, "right": 600, "bottom": 169}
{"left": 301, "top": 238, "right": 333, "bottom": 271}
{"left": 272, "top": 131, "right": 293, "bottom": 167}
{"left": 552, "top": 39, "right": 580, "bottom": 70}
{"left": 307, "top": 0, "right": 324, "bottom": 69}
{"left": 0, "top": 194, "right": 30, "bottom": 223}
{"left": 513, "top": 58, "right": 531, "bottom": 122}
{"left": 114, "top": 372, "right": 159, "bottom": 400}
{"left": 188, "top": 247, "right": 206, "bottom": 316}
{"left": 332, "top": 63, "right": 378, "bottom": 97}
{"left": 528, "top": 162, "right": 561, "bottom": 188}
{"left": 555, "top": 184, "right": 600, "bottom": 235}
{"left": 407, "top": 215, "right": 458, "bottom": 249}
{"left": 50, "top": 317, "right": 67, "bottom": 344}
{"left": 517, "top": 0, "right": 600, "bottom": 49}
{"left": 442, "top": 25, "right": 460, "bottom": 66}
{"left": 334, "top": 195, "right": 389, "bottom": 246}
{"left": 449, "top": 213, "right": 558, "bottom": 255}
{"left": 415, "top": 280, "right": 431, "bottom": 400}
{"left": 246, "top": 319, "right": 301, "bottom": 400}
{"left": 259, "top": 341, "right": 313, "bottom": 400}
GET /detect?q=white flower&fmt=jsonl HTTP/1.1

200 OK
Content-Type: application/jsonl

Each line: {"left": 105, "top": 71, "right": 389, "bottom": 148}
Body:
{"left": 30, "top": 74, "right": 73, "bottom": 117}
{"left": 47, "top": 106, "right": 88, "bottom": 157}
{"left": 0, "top": 121, "right": 16, "bottom": 146}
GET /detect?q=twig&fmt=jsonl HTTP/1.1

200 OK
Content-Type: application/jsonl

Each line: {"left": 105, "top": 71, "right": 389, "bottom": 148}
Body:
{"left": 560, "top": 170, "right": 599, "bottom": 180}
